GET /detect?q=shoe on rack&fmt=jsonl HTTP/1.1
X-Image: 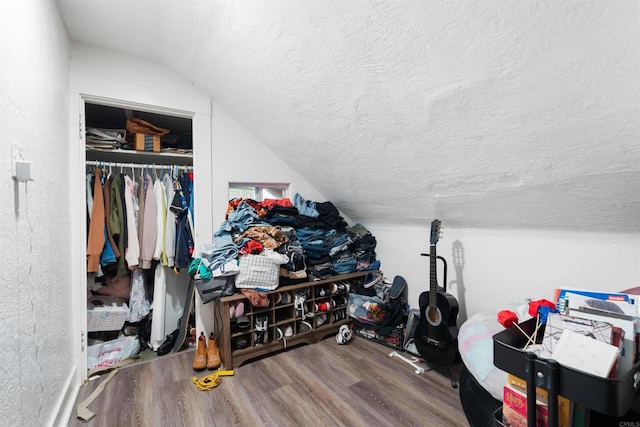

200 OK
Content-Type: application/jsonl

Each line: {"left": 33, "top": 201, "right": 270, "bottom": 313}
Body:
{"left": 316, "top": 313, "right": 327, "bottom": 327}
{"left": 363, "top": 272, "right": 383, "bottom": 288}
{"left": 234, "top": 301, "right": 245, "bottom": 317}
{"left": 255, "top": 315, "right": 268, "bottom": 344}
{"left": 296, "top": 320, "right": 312, "bottom": 334}
{"left": 193, "top": 332, "right": 207, "bottom": 371}
{"left": 236, "top": 315, "right": 250, "bottom": 329}
{"left": 233, "top": 335, "right": 249, "bottom": 350}
{"left": 206, "top": 332, "right": 221, "bottom": 370}
{"left": 284, "top": 324, "right": 293, "bottom": 337}
{"left": 157, "top": 328, "right": 179, "bottom": 356}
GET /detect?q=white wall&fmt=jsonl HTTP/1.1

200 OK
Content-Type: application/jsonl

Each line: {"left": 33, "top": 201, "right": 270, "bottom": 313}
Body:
{"left": 368, "top": 224, "right": 640, "bottom": 324}
{"left": 0, "top": 1, "right": 74, "bottom": 426}
{"left": 209, "top": 102, "right": 331, "bottom": 227}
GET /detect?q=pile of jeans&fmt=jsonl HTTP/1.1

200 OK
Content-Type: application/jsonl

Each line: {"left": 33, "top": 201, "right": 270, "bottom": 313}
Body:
{"left": 200, "top": 201, "right": 270, "bottom": 272}
{"left": 200, "top": 194, "right": 381, "bottom": 283}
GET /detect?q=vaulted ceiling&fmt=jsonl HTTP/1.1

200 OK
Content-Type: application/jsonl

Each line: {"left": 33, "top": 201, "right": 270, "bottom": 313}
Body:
{"left": 56, "top": 0, "right": 639, "bottom": 232}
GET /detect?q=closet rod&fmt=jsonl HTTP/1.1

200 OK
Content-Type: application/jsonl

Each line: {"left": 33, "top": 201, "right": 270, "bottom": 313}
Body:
{"left": 85, "top": 160, "right": 193, "bottom": 172}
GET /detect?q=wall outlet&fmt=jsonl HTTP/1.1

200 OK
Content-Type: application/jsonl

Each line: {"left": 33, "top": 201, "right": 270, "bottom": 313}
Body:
{"left": 11, "top": 141, "right": 24, "bottom": 178}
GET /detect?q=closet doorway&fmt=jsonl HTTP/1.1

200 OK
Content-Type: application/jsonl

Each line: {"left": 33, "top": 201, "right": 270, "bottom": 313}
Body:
{"left": 77, "top": 95, "right": 203, "bottom": 379}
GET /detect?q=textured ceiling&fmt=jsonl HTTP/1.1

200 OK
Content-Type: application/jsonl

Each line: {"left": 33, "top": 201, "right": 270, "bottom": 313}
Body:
{"left": 56, "top": 0, "right": 640, "bottom": 232}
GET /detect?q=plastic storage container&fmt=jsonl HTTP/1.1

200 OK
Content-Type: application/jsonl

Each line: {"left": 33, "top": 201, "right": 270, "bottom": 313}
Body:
{"left": 493, "top": 318, "right": 640, "bottom": 426}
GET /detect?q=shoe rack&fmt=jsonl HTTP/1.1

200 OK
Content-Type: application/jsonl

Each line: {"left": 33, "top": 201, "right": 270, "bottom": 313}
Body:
{"left": 214, "top": 271, "right": 374, "bottom": 369}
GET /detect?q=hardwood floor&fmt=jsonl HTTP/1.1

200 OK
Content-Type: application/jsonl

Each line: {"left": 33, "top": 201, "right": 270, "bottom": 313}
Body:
{"left": 69, "top": 337, "right": 469, "bottom": 426}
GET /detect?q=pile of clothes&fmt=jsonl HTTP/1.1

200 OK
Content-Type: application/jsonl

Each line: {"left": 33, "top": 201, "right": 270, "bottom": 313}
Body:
{"left": 195, "top": 193, "right": 380, "bottom": 285}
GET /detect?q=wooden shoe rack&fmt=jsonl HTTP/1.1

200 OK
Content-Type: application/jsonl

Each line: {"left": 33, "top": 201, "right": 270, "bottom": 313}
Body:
{"left": 214, "top": 271, "right": 373, "bottom": 369}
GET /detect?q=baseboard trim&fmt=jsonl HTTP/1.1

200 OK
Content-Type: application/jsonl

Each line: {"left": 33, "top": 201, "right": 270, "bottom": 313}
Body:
{"left": 47, "top": 366, "right": 80, "bottom": 427}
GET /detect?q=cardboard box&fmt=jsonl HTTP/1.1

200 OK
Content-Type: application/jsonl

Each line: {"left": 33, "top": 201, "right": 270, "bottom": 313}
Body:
{"left": 503, "top": 383, "right": 549, "bottom": 427}
{"left": 87, "top": 295, "right": 129, "bottom": 332}
{"left": 133, "top": 133, "right": 160, "bottom": 152}
{"left": 502, "top": 404, "right": 528, "bottom": 427}
{"left": 507, "top": 374, "right": 573, "bottom": 427}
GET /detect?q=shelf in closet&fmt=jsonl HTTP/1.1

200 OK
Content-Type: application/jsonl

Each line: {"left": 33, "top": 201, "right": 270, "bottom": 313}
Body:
{"left": 86, "top": 147, "right": 192, "bottom": 166}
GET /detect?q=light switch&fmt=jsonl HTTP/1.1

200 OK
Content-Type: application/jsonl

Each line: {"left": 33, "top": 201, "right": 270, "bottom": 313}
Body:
{"left": 15, "top": 160, "right": 33, "bottom": 182}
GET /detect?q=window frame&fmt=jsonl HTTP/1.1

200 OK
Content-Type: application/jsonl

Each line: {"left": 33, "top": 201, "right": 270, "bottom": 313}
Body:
{"left": 228, "top": 182, "right": 290, "bottom": 201}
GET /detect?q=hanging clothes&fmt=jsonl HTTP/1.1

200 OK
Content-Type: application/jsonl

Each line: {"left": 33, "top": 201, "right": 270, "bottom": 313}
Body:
{"left": 86, "top": 172, "right": 94, "bottom": 218}
{"left": 163, "top": 173, "right": 177, "bottom": 268}
{"left": 149, "top": 263, "right": 167, "bottom": 351}
{"left": 173, "top": 172, "right": 195, "bottom": 269}
{"left": 137, "top": 168, "right": 146, "bottom": 258}
{"left": 103, "top": 175, "right": 121, "bottom": 259}
{"left": 153, "top": 177, "right": 166, "bottom": 263}
{"left": 87, "top": 167, "right": 105, "bottom": 273}
{"left": 123, "top": 175, "right": 140, "bottom": 269}
{"left": 140, "top": 173, "right": 157, "bottom": 269}
{"left": 109, "top": 173, "right": 127, "bottom": 276}
{"left": 85, "top": 162, "right": 194, "bottom": 305}
{"left": 127, "top": 267, "right": 151, "bottom": 322}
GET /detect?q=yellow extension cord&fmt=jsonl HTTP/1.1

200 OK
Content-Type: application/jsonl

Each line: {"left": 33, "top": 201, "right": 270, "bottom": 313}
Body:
{"left": 192, "top": 369, "right": 235, "bottom": 391}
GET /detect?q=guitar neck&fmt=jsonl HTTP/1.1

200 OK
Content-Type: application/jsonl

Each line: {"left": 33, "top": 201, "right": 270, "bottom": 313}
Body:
{"left": 429, "top": 244, "right": 437, "bottom": 307}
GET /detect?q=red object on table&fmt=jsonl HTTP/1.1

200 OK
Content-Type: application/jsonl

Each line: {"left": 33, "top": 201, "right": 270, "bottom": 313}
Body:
{"left": 497, "top": 310, "right": 519, "bottom": 328}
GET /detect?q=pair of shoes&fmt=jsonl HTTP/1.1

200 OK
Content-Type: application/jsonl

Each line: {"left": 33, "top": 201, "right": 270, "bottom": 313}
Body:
{"left": 157, "top": 329, "right": 179, "bottom": 356}
{"left": 233, "top": 335, "right": 248, "bottom": 350}
{"left": 296, "top": 320, "right": 312, "bottom": 334}
{"left": 330, "top": 282, "right": 351, "bottom": 295}
{"left": 192, "top": 332, "right": 221, "bottom": 371}
{"left": 333, "top": 308, "right": 347, "bottom": 321}
{"left": 236, "top": 315, "right": 250, "bottom": 329}
{"left": 295, "top": 291, "right": 307, "bottom": 318}
{"left": 229, "top": 301, "right": 245, "bottom": 319}
{"left": 279, "top": 292, "right": 292, "bottom": 305}
{"left": 254, "top": 315, "right": 268, "bottom": 344}
{"left": 316, "top": 313, "right": 327, "bottom": 327}
{"left": 363, "top": 272, "right": 383, "bottom": 288}
{"left": 276, "top": 323, "right": 293, "bottom": 338}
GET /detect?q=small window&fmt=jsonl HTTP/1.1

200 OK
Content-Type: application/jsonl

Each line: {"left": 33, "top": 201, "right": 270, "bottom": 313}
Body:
{"left": 228, "top": 183, "right": 289, "bottom": 201}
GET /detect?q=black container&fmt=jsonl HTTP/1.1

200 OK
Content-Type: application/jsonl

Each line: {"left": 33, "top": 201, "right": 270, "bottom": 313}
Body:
{"left": 493, "top": 318, "right": 640, "bottom": 421}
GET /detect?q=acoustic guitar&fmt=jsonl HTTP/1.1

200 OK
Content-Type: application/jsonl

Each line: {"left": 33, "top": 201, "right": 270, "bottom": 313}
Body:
{"left": 415, "top": 219, "right": 459, "bottom": 366}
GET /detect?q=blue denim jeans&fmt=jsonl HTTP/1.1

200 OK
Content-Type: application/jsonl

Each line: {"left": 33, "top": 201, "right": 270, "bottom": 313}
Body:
{"left": 293, "top": 193, "right": 319, "bottom": 217}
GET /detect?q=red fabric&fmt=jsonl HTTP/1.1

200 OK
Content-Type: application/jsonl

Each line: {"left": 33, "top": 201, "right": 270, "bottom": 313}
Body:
{"left": 240, "top": 240, "right": 264, "bottom": 255}
{"left": 261, "top": 198, "right": 293, "bottom": 209}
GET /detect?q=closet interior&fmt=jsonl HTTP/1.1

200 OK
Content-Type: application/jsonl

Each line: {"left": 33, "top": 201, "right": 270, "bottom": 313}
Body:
{"left": 84, "top": 102, "right": 196, "bottom": 371}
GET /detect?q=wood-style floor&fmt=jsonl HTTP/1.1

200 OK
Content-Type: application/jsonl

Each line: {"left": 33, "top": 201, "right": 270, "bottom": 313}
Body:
{"left": 69, "top": 337, "right": 469, "bottom": 426}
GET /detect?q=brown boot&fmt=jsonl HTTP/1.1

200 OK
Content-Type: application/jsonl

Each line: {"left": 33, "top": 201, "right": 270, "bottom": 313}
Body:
{"left": 207, "top": 332, "right": 221, "bottom": 370}
{"left": 193, "top": 332, "right": 207, "bottom": 371}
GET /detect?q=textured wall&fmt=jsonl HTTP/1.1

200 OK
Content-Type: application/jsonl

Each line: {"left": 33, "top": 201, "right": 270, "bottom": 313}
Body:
{"left": 369, "top": 224, "right": 640, "bottom": 322}
{"left": 0, "top": 1, "right": 74, "bottom": 425}
{"left": 56, "top": 0, "right": 640, "bottom": 232}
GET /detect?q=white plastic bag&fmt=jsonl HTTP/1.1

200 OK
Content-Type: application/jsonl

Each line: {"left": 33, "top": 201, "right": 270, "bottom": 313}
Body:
{"left": 87, "top": 335, "right": 140, "bottom": 370}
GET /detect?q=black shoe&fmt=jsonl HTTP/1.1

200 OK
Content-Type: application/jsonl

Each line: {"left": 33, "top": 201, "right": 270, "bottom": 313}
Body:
{"left": 158, "top": 329, "right": 179, "bottom": 356}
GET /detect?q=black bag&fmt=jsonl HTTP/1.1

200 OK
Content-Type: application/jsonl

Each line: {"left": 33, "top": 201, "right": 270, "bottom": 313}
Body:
{"left": 194, "top": 275, "right": 236, "bottom": 304}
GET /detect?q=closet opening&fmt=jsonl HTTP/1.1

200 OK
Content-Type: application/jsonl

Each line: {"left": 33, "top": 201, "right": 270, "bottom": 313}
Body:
{"left": 83, "top": 99, "right": 196, "bottom": 374}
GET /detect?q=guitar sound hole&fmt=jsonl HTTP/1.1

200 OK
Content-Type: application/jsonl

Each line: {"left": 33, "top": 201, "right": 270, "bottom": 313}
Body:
{"left": 427, "top": 307, "right": 441, "bottom": 326}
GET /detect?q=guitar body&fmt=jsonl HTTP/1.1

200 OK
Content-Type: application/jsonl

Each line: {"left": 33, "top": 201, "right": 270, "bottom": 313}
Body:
{"left": 414, "top": 219, "right": 460, "bottom": 367}
{"left": 415, "top": 289, "right": 459, "bottom": 365}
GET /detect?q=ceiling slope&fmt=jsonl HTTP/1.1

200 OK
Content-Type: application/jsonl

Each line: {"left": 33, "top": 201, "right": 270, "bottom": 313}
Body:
{"left": 56, "top": 0, "right": 640, "bottom": 232}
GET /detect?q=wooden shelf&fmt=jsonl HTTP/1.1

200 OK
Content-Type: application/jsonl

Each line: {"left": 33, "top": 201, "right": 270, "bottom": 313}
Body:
{"left": 215, "top": 271, "right": 373, "bottom": 369}
{"left": 86, "top": 148, "right": 192, "bottom": 166}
